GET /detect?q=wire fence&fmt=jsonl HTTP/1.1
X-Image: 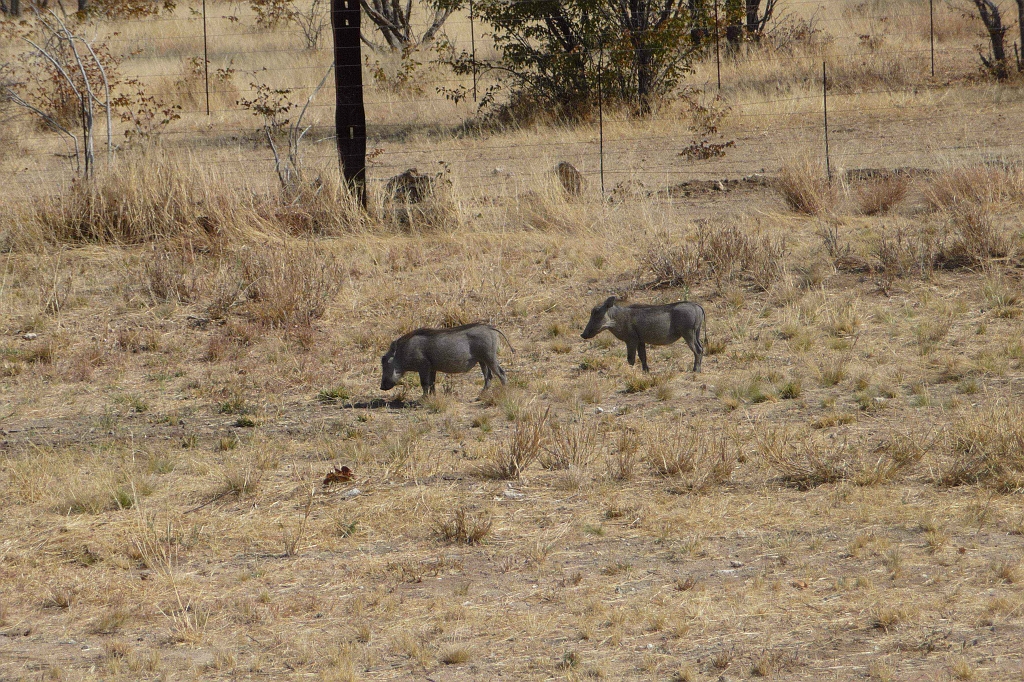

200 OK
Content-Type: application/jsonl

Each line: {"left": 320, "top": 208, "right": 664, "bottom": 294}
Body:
{"left": 3, "top": 0, "right": 1017, "bottom": 197}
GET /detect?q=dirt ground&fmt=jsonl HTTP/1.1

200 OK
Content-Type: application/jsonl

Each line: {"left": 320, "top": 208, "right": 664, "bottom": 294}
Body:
{"left": 3, "top": 164, "right": 1024, "bottom": 681}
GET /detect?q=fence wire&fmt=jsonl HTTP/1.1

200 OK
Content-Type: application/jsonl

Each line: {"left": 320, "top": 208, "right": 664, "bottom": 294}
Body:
{"left": 2, "top": 1, "right": 1016, "bottom": 198}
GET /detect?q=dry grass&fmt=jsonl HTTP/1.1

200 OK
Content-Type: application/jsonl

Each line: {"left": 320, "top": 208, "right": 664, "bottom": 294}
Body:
{"left": 937, "top": 408, "right": 1024, "bottom": 491}
{"left": 3, "top": 2, "right": 1024, "bottom": 679}
{"left": 774, "top": 160, "right": 837, "bottom": 216}
{"left": 478, "top": 409, "right": 549, "bottom": 479}
{"left": 856, "top": 175, "right": 910, "bottom": 215}
{"left": 433, "top": 506, "right": 493, "bottom": 545}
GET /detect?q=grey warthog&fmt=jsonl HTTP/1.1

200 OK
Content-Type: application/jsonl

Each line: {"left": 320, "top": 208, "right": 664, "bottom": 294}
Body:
{"left": 580, "top": 296, "right": 706, "bottom": 372}
{"left": 381, "top": 323, "right": 513, "bottom": 396}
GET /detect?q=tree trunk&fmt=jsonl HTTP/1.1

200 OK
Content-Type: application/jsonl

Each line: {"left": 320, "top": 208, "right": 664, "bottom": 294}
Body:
{"left": 688, "top": 0, "right": 707, "bottom": 44}
{"left": 332, "top": 0, "right": 367, "bottom": 205}
{"left": 724, "top": 0, "right": 743, "bottom": 49}
{"left": 973, "top": 0, "right": 1008, "bottom": 78}
{"left": 745, "top": 0, "right": 760, "bottom": 36}
{"left": 1017, "top": 0, "right": 1024, "bottom": 70}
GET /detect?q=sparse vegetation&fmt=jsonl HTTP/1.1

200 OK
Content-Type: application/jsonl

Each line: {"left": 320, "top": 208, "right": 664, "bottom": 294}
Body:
{"left": 2, "top": 1, "right": 1024, "bottom": 679}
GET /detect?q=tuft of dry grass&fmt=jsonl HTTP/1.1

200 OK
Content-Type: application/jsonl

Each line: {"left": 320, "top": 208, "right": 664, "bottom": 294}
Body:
{"left": 937, "top": 408, "right": 1024, "bottom": 491}
{"left": 478, "top": 409, "right": 549, "bottom": 479}
{"left": 925, "top": 164, "right": 1024, "bottom": 209}
{"left": 433, "top": 506, "right": 493, "bottom": 545}
{"left": 639, "top": 220, "right": 787, "bottom": 290}
{"left": 542, "top": 417, "right": 599, "bottom": 470}
{"left": 775, "top": 161, "right": 837, "bottom": 215}
{"left": 646, "top": 426, "right": 736, "bottom": 492}
{"left": 20, "top": 154, "right": 261, "bottom": 247}
{"left": 856, "top": 175, "right": 910, "bottom": 215}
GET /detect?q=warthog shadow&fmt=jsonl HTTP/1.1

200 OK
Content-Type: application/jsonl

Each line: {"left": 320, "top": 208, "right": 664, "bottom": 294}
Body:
{"left": 341, "top": 398, "right": 416, "bottom": 410}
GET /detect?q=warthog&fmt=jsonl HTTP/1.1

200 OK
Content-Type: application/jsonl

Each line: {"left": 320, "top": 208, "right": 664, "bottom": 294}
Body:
{"left": 381, "top": 323, "right": 512, "bottom": 396}
{"left": 580, "top": 296, "right": 705, "bottom": 372}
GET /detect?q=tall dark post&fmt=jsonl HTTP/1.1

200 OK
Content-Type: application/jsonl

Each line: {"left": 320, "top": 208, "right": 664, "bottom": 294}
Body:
{"left": 203, "top": 0, "right": 211, "bottom": 116}
{"left": 929, "top": 0, "right": 935, "bottom": 77}
{"left": 332, "top": 0, "right": 367, "bottom": 206}
{"left": 469, "top": 0, "right": 478, "bottom": 103}
{"left": 713, "top": 0, "right": 721, "bottom": 90}
{"left": 823, "top": 61, "right": 831, "bottom": 184}
{"left": 598, "top": 42, "right": 605, "bottom": 196}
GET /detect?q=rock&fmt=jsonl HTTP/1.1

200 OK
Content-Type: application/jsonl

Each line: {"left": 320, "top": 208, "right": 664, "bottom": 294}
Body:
{"left": 384, "top": 168, "right": 438, "bottom": 204}
{"left": 555, "top": 161, "right": 584, "bottom": 197}
{"left": 22, "top": 333, "right": 37, "bottom": 340}
{"left": 729, "top": 560, "right": 744, "bottom": 568}
{"left": 340, "top": 488, "right": 362, "bottom": 500}
{"left": 503, "top": 488, "right": 525, "bottom": 501}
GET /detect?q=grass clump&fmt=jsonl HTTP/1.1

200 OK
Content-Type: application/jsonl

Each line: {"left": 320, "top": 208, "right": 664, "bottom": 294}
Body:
{"left": 317, "top": 385, "right": 350, "bottom": 404}
{"left": 433, "top": 506, "right": 493, "bottom": 545}
{"left": 856, "top": 175, "right": 910, "bottom": 215}
{"left": 937, "top": 408, "right": 1024, "bottom": 491}
{"left": 774, "top": 161, "right": 836, "bottom": 216}
{"left": 478, "top": 409, "right": 549, "bottom": 479}
{"left": 646, "top": 425, "right": 736, "bottom": 492}
{"left": 542, "top": 418, "right": 598, "bottom": 470}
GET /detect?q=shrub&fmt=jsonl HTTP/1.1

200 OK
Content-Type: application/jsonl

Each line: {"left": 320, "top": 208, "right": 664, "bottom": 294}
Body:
{"left": 478, "top": 409, "right": 548, "bottom": 479}
{"left": 440, "top": 0, "right": 697, "bottom": 120}
{"left": 433, "top": 506, "right": 492, "bottom": 545}
{"left": 238, "top": 244, "right": 342, "bottom": 328}
{"left": 775, "top": 161, "right": 836, "bottom": 215}
{"left": 856, "top": 175, "right": 909, "bottom": 215}
{"left": 937, "top": 409, "right": 1024, "bottom": 491}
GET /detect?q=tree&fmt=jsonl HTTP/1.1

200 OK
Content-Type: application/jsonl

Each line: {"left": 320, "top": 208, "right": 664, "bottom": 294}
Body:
{"left": 1016, "top": 0, "right": 1024, "bottom": 69}
{"left": 971, "top": 0, "right": 1009, "bottom": 78}
{"left": 725, "top": 0, "right": 778, "bottom": 48}
{"left": 360, "top": 0, "right": 455, "bottom": 51}
{"left": 442, "top": 0, "right": 699, "bottom": 120}
{"left": 743, "top": 0, "right": 778, "bottom": 39}
{"left": 607, "top": 0, "right": 697, "bottom": 115}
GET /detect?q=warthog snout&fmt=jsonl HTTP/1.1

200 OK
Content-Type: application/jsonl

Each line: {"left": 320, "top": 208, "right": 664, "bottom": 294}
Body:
{"left": 581, "top": 296, "right": 616, "bottom": 339}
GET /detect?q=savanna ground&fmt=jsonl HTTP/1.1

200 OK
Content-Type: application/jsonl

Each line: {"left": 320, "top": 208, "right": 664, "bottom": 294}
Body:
{"left": 3, "top": 0, "right": 1024, "bottom": 680}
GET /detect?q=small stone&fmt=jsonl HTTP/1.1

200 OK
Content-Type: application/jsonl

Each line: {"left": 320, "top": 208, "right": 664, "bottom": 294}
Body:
{"left": 340, "top": 488, "right": 362, "bottom": 500}
{"left": 729, "top": 560, "right": 744, "bottom": 568}
{"left": 503, "top": 489, "right": 525, "bottom": 500}
{"left": 23, "top": 333, "right": 37, "bottom": 340}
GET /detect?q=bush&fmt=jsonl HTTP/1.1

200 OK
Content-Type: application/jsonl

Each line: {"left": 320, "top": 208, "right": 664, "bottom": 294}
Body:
{"left": 441, "top": 0, "right": 698, "bottom": 121}
{"left": 639, "top": 221, "right": 787, "bottom": 291}
{"left": 774, "top": 161, "right": 836, "bottom": 215}
{"left": 937, "top": 408, "right": 1024, "bottom": 491}
{"left": 237, "top": 243, "right": 342, "bottom": 328}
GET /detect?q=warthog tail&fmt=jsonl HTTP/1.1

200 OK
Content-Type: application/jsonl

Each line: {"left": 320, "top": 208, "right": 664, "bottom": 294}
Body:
{"left": 492, "top": 327, "right": 516, "bottom": 354}
{"left": 695, "top": 302, "right": 708, "bottom": 345}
